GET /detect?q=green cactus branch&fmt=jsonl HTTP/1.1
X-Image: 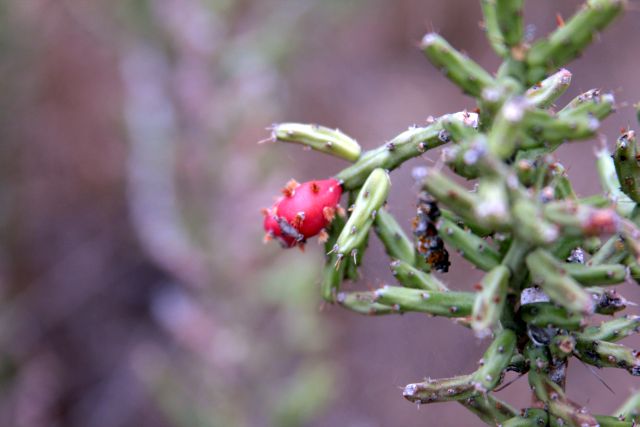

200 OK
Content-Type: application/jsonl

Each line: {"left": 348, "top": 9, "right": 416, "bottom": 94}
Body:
{"left": 437, "top": 216, "right": 501, "bottom": 271}
{"left": 480, "top": 0, "right": 508, "bottom": 57}
{"left": 263, "top": 0, "right": 640, "bottom": 424}
{"left": 614, "top": 130, "right": 640, "bottom": 204}
{"left": 615, "top": 391, "right": 640, "bottom": 423}
{"left": 335, "top": 287, "right": 475, "bottom": 317}
{"left": 526, "top": 0, "right": 625, "bottom": 83}
{"left": 460, "top": 393, "right": 518, "bottom": 425}
{"left": 471, "top": 265, "right": 510, "bottom": 336}
{"left": 472, "top": 329, "right": 517, "bottom": 391}
{"left": 334, "top": 123, "right": 446, "bottom": 190}
{"left": 502, "top": 408, "right": 549, "bottom": 427}
{"left": 270, "top": 123, "right": 361, "bottom": 162}
{"left": 579, "top": 315, "right": 640, "bottom": 342}
{"left": 494, "top": 0, "right": 524, "bottom": 49}
{"left": 403, "top": 374, "right": 475, "bottom": 404}
{"left": 374, "top": 286, "right": 474, "bottom": 317}
{"left": 390, "top": 259, "right": 448, "bottom": 291}
{"left": 420, "top": 33, "right": 496, "bottom": 97}
{"left": 373, "top": 208, "right": 417, "bottom": 266}
{"left": 520, "top": 302, "right": 584, "bottom": 330}
{"left": 524, "top": 68, "right": 572, "bottom": 108}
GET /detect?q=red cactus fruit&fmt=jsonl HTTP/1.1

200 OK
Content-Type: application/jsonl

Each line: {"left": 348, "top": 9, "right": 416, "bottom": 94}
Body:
{"left": 263, "top": 178, "right": 343, "bottom": 248}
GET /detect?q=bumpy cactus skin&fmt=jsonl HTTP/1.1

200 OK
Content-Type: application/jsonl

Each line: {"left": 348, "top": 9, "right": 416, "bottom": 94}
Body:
{"left": 270, "top": 123, "right": 361, "bottom": 162}
{"left": 263, "top": 1, "right": 640, "bottom": 425}
{"left": 614, "top": 131, "right": 640, "bottom": 204}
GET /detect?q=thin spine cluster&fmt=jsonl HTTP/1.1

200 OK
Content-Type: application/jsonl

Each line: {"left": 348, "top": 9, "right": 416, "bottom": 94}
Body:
{"left": 263, "top": 0, "right": 640, "bottom": 425}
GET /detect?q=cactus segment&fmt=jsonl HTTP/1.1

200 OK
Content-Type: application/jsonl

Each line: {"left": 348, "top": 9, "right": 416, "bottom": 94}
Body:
{"left": 472, "top": 265, "right": 511, "bottom": 337}
{"left": 589, "top": 235, "right": 627, "bottom": 265}
{"left": 525, "top": 69, "right": 572, "bottom": 108}
{"left": 541, "top": 375, "right": 598, "bottom": 426}
{"left": 520, "top": 302, "right": 584, "bottom": 330}
{"left": 579, "top": 315, "right": 640, "bottom": 342}
{"left": 321, "top": 213, "right": 348, "bottom": 302}
{"left": 271, "top": 122, "right": 361, "bottom": 161}
{"left": 420, "top": 33, "right": 496, "bottom": 97}
{"left": 502, "top": 409, "right": 549, "bottom": 427}
{"left": 544, "top": 202, "right": 619, "bottom": 238}
{"left": 472, "top": 329, "right": 517, "bottom": 391}
{"left": 552, "top": 169, "right": 577, "bottom": 200}
{"left": 343, "top": 229, "right": 368, "bottom": 281}
{"left": 559, "top": 89, "right": 616, "bottom": 120}
{"left": 526, "top": 249, "right": 594, "bottom": 314}
{"left": 593, "top": 415, "right": 637, "bottom": 427}
{"left": 494, "top": 0, "right": 525, "bottom": 48}
{"left": 526, "top": 0, "right": 625, "bottom": 81}
{"left": 614, "top": 131, "right": 640, "bottom": 204}
{"left": 335, "top": 123, "right": 445, "bottom": 190}
{"left": 460, "top": 393, "right": 518, "bottom": 425}
{"left": 390, "top": 259, "right": 448, "bottom": 291}
{"left": 512, "top": 198, "right": 560, "bottom": 245}
{"left": 480, "top": 0, "right": 508, "bottom": 57}
{"left": 421, "top": 168, "right": 492, "bottom": 229}
{"left": 559, "top": 262, "right": 626, "bottom": 286}
{"left": 477, "top": 179, "right": 514, "bottom": 231}
{"left": 436, "top": 216, "right": 501, "bottom": 271}
{"left": 441, "top": 113, "right": 483, "bottom": 178}
{"left": 479, "top": 77, "right": 522, "bottom": 128}
{"left": 620, "top": 219, "right": 640, "bottom": 263}
{"left": 443, "top": 136, "right": 487, "bottom": 179}
{"left": 615, "top": 392, "right": 640, "bottom": 423}
{"left": 335, "top": 291, "right": 394, "bottom": 315}
{"left": 334, "top": 168, "right": 390, "bottom": 259}
{"left": 373, "top": 208, "right": 417, "bottom": 266}
{"left": 440, "top": 112, "right": 480, "bottom": 143}
{"left": 525, "top": 344, "right": 600, "bottom": 427}
{"left": 524, "top": 108, "right": 600, "bottom": 144}
{"left": 402, "top": 374, "right": 475, "bottom": 404}
{"left": 487, "top": 97, "right": 528, "bottom": 159}
{"left": 321, "top": 257, "right": 346, "bottom": 303}
{"left": 625, "top": 254, "right": 640, "bottom": 284}
{"left": 336, "top": 112, "right": 479, "bottom": 190}
{"left": 596, "top": 147, "right": 636, "bottom": 216}
{"left": 374, "top": 286, "right": 474, "bottom": 317}
{"left": 574, "top": 338, "right": 640, "bottom": 376}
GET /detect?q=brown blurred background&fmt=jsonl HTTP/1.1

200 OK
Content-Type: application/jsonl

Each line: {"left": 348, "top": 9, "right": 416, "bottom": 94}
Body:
{"left": 0, "top": 0, "right": 639, "bottom": 426}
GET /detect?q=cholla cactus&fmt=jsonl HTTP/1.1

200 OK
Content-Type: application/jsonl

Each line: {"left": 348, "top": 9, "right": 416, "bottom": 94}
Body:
{"left": 262, "top": 0, "right": 640, "bottom": 425}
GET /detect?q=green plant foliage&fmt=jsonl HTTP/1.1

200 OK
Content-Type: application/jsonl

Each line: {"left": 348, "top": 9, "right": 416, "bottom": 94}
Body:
{"left": 265, "top": 0, "right": 640, "bottom": 424}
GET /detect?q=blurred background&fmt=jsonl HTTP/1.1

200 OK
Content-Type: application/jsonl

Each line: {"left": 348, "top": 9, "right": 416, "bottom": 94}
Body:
{"left": 0, "top": 0, "right": 639, "bottom": 426}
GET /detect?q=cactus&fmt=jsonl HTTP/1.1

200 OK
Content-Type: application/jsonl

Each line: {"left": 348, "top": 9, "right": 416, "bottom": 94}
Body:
{"left": 262, "top": 0, "right": 640, "bottom": 424}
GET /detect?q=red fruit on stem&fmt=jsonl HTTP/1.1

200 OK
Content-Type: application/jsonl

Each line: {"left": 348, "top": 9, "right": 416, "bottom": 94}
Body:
{"left": 263, "top": 206, "right": 303, "bottom": 247}
{"left": 263, "top": 178, "right": 342, "bottom": 248}
{"left": 277, "top": 179, "right": 342, "bottom": 236}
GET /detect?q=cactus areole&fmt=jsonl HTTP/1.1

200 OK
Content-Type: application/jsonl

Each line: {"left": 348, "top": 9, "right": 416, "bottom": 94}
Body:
{"left": 262, "top": 0, "right": 640, "bottom": 425}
